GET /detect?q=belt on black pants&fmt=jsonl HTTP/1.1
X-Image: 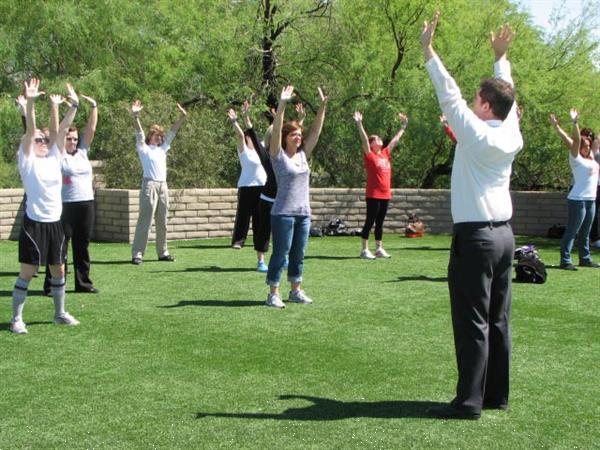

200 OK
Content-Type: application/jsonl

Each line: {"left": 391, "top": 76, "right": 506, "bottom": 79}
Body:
{"left": 453, "top": 220, "right": 509, "bottom": 232}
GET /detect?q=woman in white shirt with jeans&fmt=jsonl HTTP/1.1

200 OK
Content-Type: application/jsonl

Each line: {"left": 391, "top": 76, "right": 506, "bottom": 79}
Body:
{"left": 550, "top": 110, "right": 600, "bottom": 270}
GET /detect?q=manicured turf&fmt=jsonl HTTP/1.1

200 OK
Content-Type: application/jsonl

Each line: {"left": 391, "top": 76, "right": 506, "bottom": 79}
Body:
{"left": 1, "top": 235, "right": 598, "bottom": 448}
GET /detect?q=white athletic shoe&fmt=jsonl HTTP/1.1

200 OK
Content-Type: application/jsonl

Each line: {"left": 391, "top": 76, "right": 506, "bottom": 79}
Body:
{"left": 54, "top": 312, "right": 80, "bottom": 326}
{"left": 375, "top": 248, "right": 391, "bottom": 258}
{"left": 10, "top": 320, "right": 28, "bottom": 334}
{"left": 360, "top": 249, "right": 376, "bottom": 260}
{"left": 591, "top": 240, "right": 600, "bottom": 249}
{"left": 266, "top": 293, "right": 285, "bottom": 309}
{"left": 288, "top": 289, "right": 313, "bottom": 304}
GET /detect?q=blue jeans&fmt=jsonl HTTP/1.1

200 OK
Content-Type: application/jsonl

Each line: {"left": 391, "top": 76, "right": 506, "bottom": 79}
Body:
{"left": 266, "top": 215, "right": 310, "bottom": 287}
{"left": 560, "top": 199, "right": 596, "bottom": 265}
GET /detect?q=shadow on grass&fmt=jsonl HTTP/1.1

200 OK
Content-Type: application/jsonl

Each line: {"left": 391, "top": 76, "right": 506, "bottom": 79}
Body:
{"left": 159, "top": 299, "right": 263, "bottom": 308}
{"left": 176, "top": 243, "right": 232, "bottom": 250}
{"left": 0, "top": 320, "right": 53, "bottom": 331}
{"left": 398, "top": 246, "right": 450, "bottom": 251}
{"left": 305, "top": 255, "right": 357, "bottom": 260}
{"left": 179, "top": 266, "right": 256, "bottom": 273}
{"left": 0, "top": 271, "right": 19, "bottom": 277}
{"left": 388, "top": 275, "right": 447, "bottom": 283}
{"left": 196, "top": 395, "right": 444, "bottom": 420}
{"left": 93, "top": 260, "right": 134, "bottom": 265}
{"left": 0, "top": 289, "right": 51, "bottom": 297}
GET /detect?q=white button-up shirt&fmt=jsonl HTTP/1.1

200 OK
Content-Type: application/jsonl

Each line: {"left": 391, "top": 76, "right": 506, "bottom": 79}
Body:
{"left": 426, "top": 56, "right": 523, "bottom": 223}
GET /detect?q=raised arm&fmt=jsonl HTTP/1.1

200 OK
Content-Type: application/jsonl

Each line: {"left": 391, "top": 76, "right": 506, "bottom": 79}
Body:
{"left": 131, "top": 100, "right": 144, "bottom": 135}
{"left": 440, "top": 114, "right": 457, "bottom": 144}
{"left": 169, "top": 103, "right": 187, "bottom": 136}
{"left": 592, "top": 137, "right": 600, "bottom": 159}
{"left": 549, "top": 114, "right": 573, "bottom": 148}
{"left": 48, "top": 94, "right": 65, "bottom": 145}
{"left": 421, "top": 11, "right": 440, "bottom": 63}
{"left": 569, "top": 109, "right": 581, "bottom": 158}
{"left": 227, "top": 109, "right": 246, "bottom": 153}
{"left": 303, "top": 87, "right": 328, "bottom": 158}
{"left": 22, "top": 78, "right": 44, "bottom": 157}
{"left": 353, "top": 111, "right": 370, "bottom": 155}
{"left": 80, "top": 95, "right": 98, "bottom": 148}
{"left": 387, "top": 113, "right": 408, "bottom": 152}
{"left": 270, "top": 85, "right": 294, "bottom": 158}
{"left": 241, "top": 100, "right": 253, "bottom": 129}
{"left": 295, "top": 103, "right": 306, "bottom": 127}
{"left": 54, "top": 83, "right": 79, "bottom": 154}
{"left": 15, "top": 95, "right": 27, "bottom": 133}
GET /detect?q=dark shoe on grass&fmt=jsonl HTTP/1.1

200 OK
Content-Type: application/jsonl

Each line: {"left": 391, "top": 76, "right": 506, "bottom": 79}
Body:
{"left": 76, "top": 287, "right": 99, "bottom": 294}
{"left": 158, "top": 254, "right": 176, "bottom": 262}
{"left": 427, "top": 403, "right": 480, "bottom": 420}
{"left": 132, "top": 257, "right": 142, "bottom": 265}
{"left": 482, "top": 402, "right": 508, "bottom": 411}
{"left": 559, "top": 263, "right": 578, "bottom": 271}
{"left": 579, "top": 261, "right": 600, "bottom": 268}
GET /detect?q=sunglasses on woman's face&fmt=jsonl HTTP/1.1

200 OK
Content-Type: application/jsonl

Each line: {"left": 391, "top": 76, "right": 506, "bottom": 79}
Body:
{"left": 34, "top": 137, "right": 50, "bottom": 144}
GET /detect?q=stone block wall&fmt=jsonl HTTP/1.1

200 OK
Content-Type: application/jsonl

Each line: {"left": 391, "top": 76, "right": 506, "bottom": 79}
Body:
{"left": 0, "top": 186, "right": 571, "bottom": 242}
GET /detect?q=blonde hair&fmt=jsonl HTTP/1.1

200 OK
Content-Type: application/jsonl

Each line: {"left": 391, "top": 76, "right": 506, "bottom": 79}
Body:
{"left": 146, "top": 124, "right": 165, "bottom": 145}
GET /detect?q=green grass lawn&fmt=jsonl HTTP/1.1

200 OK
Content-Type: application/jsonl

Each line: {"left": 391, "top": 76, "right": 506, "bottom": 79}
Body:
{"left": 1, "top": 235, "right": 598, "bottom": 449}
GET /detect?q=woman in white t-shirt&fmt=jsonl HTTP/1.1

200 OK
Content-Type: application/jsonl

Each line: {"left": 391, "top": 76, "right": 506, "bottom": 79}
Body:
{"left": 227, "top": 108, "right": 267, "bottom": 270}
{"left": 130, "top": 100, "right": 187, "bottom": 265}
{"left": 550, "top": 110, "right": 600, "bottom": 270}
{"left": 43, "top": 95, "right": 99, "bottom": 294}
{"left": 10, "top": 79, "right": 81, "bottom": 334}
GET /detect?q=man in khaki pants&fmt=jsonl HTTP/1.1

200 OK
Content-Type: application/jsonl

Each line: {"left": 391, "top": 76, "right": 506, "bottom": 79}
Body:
{"left": 130, "top": 100, "right": 187, "bottom": 265}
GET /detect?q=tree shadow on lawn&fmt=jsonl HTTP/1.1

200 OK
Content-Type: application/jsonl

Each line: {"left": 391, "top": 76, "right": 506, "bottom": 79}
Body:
{"left": 387, "top": 275, "right": 447, "bottom": 283}
{"left": 196, "top": 394, "right": 444, "bottom": 420}
{"left": 159, "top": 299, "right": 263, "bottom": 308}
{"left": 0, "top": 289, "right": 53, "bottom": 297}
{"left": 155, "top": 266, "right": 256, "bottom": 273}
{"left": 398, "top": 246, "right": 450, "bottom": 251}
{"left": 175, "top": 243, "right": 232, "bottom": 250}
{"left": 0, "top": 320, "right": 53, "bottom": 331}
{"left": 93, "top": 260, "right": 135, "bottom": 265}
{"left": 305, "top": 255, "right": 357, "bottom": 260}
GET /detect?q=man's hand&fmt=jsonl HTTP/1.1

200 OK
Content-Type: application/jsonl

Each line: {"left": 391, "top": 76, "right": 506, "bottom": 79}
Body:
{"left": 490, "top": 24, "right": 515, "bottom": 62}
{"left": 353, "top": 111, "right": 362, "bottom": 123}
{"left": 421, "top": 11, "right": 440, "bottom": 61}
{"left": 549, "top": 113, "right": 559, "bottom": 127}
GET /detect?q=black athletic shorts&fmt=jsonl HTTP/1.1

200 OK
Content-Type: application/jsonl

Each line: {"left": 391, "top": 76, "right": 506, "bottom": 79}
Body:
{"left": 19, "top": 215, "right": 66, "bottom": 266}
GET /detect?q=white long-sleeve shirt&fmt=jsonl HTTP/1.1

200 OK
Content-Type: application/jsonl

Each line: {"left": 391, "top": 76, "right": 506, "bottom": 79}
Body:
{"left": 136, "top": 130, "right": 176, "bottom": 182}
{"left": 425, "top": 56, "right": 523, "bottom": 223}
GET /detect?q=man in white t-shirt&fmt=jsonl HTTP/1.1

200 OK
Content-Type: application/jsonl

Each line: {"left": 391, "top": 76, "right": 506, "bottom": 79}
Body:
{"left": 421, "top": 14, "right": 523, "bottom": 419}
{"left": 10, "top": 79, "right": 81, "bottom": 334}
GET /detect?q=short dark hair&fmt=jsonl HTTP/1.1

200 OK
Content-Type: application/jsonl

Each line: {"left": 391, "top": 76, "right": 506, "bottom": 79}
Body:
{"left": 581, "top": 127, "right": 595, "bottom": 142}
{"left": 478, "top": 78, "right": 515, "bottom": 121}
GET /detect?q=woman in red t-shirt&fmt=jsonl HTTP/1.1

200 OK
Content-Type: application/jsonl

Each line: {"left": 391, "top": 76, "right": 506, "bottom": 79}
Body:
{"left": 354, "top": 111, "right": 408, "bottom": 259}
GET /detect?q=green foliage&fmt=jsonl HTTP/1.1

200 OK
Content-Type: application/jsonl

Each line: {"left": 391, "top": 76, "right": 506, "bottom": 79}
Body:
{"left": 0, "top": 0, "right": 598, "bottom": 189}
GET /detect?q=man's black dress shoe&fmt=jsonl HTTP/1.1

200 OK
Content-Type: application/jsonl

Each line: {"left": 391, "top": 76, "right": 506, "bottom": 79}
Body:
{"left": 482, "top": 402, "right": 508, "bottom": 411}
{"left": 427, "top": 404, "right": 480, "bottom": 420}
{"left": 76, "top": 287, "right": 99, "bottom": 294}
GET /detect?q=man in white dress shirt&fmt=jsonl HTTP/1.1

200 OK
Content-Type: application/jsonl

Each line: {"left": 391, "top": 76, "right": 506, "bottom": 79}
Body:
{"left": 421, "top": 13, "right": 523, "bottom": 419}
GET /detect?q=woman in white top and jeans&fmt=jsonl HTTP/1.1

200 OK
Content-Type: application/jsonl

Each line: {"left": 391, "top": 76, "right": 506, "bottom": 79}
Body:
{"left": 550, "top": 110, "right": 600, "bottom": 270}
{"left": 130, "top": 100, "right": 187, "bottom": 265}
{"left": 227, "top": 107, "right": 267, "bottom": 270}
{"left": 265, "top": 85, "right": 328, "bottom": 308}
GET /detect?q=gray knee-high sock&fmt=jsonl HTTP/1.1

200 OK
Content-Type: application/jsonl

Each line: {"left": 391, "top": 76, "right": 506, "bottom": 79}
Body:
{"left": 51, "top": 276, "right": 66, "bottom": 318}
{"left": 12, "top": 277, "right": 30, "bottom": 322}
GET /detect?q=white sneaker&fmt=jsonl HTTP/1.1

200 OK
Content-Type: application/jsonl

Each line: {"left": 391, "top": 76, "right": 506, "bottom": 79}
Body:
{"left": 266, "top": 293, "right": 285, "bottom": 309}
{"left": 54, "top": 312, "right": 80, "bottom": 326}
{"left": 288, "top": 289, "right": 313, "bottom": 304}
{"left": 10, "top": 320, "right": 28, "bottom": 334}
{"left": 375, "top": 248, "right": 391, "bottom": 258}
{"left": 360, "top": 249, "right": 376, "bottom": 260}
{"left": 592, "top": 240, "right": 600, "bottom": 249}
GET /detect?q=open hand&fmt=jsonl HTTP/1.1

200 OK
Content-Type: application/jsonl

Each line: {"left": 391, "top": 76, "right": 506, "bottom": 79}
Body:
{"left": 295, "top": 103, "right": 306, "bottom": 120}
{"left": 24, "top": 78, "right": 45, "bottom": 99}
{"left": 398, "top": 112, "right": 408, "bottom": 125}
{"left": 241, "top": 100, "right": 251, "bottom": 116}
{"left": 318, "top": 87, "right": 328, "bottom": 104}
{"left": 490, "top": 24, "right": 515, "bottom": 60}
{"left": 549, "top": 114, "right": 559, "bottom": 126}
{"left": 280, "top": 85, "right": 294, "bottom": 102}
{"left": 131, "top": 100, "right": 143, "bottom": 116}
{"left": 569, "top": 108, "right": 579, "bottom": 123}
{"left": 353, "top": 111, "right": 363, "bottom": 123}
{"left": 227, "top": 109, "right": 237, "bottom": 121}
{"left": 176, "top": 103, "right": 187, "bottom": 116}
{"left": 81, "top": 95, "right": 97, "bottom": 108}
{"left": 421, "top": 11, "right": 440, "bottom": 49}
{"left": 15, "top": 95, "right": 26, "bottom": 111}
{"left": 66, "top": 83, "right": 79, "bottom": 106}
{"left": 49, "top": 94, "right": 65, "bottom": 105}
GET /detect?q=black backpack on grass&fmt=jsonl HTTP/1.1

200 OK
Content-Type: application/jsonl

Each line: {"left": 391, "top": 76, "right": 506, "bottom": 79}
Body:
{"left": 514, "top": 245, "right": 547, "bottom": 284}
